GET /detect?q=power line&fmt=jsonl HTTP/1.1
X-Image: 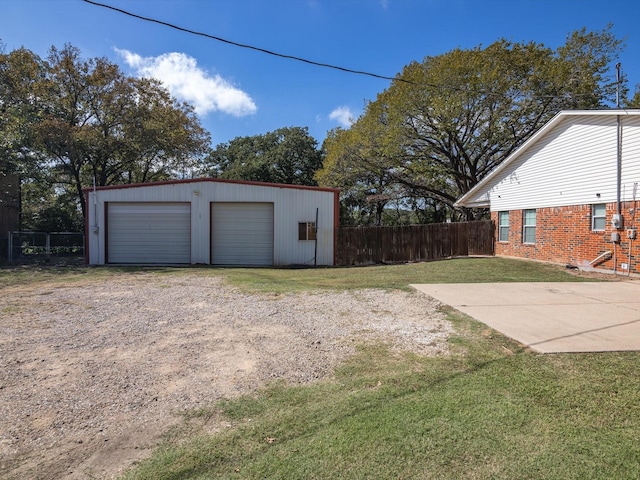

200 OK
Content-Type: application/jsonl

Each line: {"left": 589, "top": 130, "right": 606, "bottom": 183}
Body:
{"left": 80, "top": 0, "right": 606, "bottom": 102}
{"left": 80, "top": 0, "right": 413, "bottom": 84}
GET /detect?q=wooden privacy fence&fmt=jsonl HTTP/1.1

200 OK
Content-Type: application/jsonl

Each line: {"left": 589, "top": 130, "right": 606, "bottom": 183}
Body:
{"left": 335, "top": 221, "right": 494, "bottom": 266}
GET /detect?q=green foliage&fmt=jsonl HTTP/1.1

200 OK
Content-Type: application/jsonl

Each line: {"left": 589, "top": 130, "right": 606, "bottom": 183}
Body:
{"left": 207, "top": 126, "right": 323, "bottom": 186}
{"left": 20, "top": 182, "right": 83, "bottom": 231}
{"left": 557, "top": 25, "right": 627, "bottom": 107}
{"left": 0, "top": 45, "right": 48, "bottom": 178}
{"left": 0, "top": 42, "right": 211, "bottom": 229}
{"left": 628, "top": 88, "right": 640, "bottom": 108}
{"left": 320, "top": 27, "right": 626, "bottom": 224}
{"left": 318, "top": 124, "right": 399, "bottom": 225}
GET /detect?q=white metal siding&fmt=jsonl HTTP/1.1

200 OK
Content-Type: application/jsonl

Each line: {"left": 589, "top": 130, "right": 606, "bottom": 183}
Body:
{"left": 107, "top": 202, "right": 190, "bottom": 264}
{"left": 211, "top": 202, "right": 274, "bottom": 265}
{"left": 488, "top": 115, "right": 640, "bottom": 211}
{"left": 271, "top": 192, "right": 333, "bottom": 266}
{"left": 87, "top": 180, "right": 337, "bottom": 266}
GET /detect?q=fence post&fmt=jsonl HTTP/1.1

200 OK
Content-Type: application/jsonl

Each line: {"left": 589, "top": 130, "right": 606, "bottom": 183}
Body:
{"left": 335, "top": 221, "right": 494, "bottom": 266}
{"left": 8, "top": 231, "right": 12, "bottom": 264}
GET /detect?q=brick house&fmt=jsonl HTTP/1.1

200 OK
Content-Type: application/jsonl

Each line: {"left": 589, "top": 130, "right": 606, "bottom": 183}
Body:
{"left": 455, "top": 110, "right": 640, "bottom": 274}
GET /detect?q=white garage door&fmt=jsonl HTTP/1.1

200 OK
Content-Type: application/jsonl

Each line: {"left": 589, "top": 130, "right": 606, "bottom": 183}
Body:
{"left": 211, "top": 202, "right": 273, "bottom": 266}
{"left": 107, "top": 202, "right": 191, "bottom": 264}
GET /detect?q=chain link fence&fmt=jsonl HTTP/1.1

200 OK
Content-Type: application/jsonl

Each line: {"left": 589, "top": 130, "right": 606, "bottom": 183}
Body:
{"left": 7, "top": 232, "right": 84, "bottom": 264}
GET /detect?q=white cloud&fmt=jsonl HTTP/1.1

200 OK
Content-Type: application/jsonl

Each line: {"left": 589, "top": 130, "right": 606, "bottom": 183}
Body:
{"left": 329, "top": 106, "right": 355, "bottom": 127}
{"left": 115, "top": 49, "right": 257, "bottom": 117}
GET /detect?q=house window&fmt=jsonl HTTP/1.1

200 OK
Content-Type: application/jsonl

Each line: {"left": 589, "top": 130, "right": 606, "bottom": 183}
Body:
{"left": 523, "top": 209, "right": 536, "bottom": 244}
{"left": 592, "top": 204, "right": 606, "bottom": 231}
{"left": 498, "top": 211, "right": 509, "bottom": 242}
{"left": 298, "top": 222, "right": 316, "bottom": 241}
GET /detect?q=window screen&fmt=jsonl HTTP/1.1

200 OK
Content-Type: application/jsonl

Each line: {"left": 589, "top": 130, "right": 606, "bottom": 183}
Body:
{"left": 298, "top": 222, "right": 316, "bottom": 241}
{"left": 523, "top": 209, "right": 536, "bottom": 244}
{"left": 592, "top": 204, "right": 606, "bottom": 231}
{"left": 498, "top": 211, "right": 509, "bottom": 242}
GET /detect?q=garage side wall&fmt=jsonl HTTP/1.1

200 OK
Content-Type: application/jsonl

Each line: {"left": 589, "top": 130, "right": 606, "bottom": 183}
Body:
{"left": 86, "top": 181, "right": 337, "bottom": 266}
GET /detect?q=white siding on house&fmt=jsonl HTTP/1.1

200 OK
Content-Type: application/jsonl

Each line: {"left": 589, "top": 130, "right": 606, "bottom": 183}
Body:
{"left": 622, "top": 115, "right": 640, "bottom": 193}
{"left": 462, "top": 113, "right": 640, "bottom": 211}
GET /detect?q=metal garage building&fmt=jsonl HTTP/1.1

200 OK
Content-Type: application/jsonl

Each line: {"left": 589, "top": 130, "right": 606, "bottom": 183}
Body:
{"left": 84, "top": 178, "right": 340, "bottom": 266}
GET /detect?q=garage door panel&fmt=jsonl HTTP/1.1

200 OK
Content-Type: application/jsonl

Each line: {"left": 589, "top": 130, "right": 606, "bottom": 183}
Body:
{"left": 211, "top": 203, "right": 273, "bottom": 266}
{"left": 107, "top": 202, "right": 191, "bottom": 264}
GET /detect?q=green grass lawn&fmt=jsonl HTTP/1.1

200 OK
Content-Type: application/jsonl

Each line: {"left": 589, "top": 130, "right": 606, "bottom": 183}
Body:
{"left": 1, "top": 257, "right": 587, "bottom": 291}
{"left": 4, "top": 258, "right": 639, "bottom": 479}
{"left": 123, "top": 344, "right": 640, "bottom": 480}
{"left": 205, "top": 256, "right": 600, "bottom": 293}
{"left": 121, "top": 310, "right": 640, "bottom": 480}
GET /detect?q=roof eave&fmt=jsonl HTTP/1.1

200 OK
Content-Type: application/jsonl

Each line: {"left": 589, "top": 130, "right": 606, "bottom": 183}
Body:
{"left": 81, "top": 177, "right": 341, "bottom": 194}
{"left": 454, "top": 109, "right": 634, "bottom": 210}
{"left": 454, "top": 198, "right": 490, "bottom": 208}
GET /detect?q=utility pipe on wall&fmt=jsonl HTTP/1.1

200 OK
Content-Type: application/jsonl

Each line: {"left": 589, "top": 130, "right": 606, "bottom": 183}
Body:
{"left": 590, "top": 250, "right": 612, "bottom": 266}
{"left": 614, "top": 63, "right": 623, "bottom": 274}
{"left": 613, "top": 112, "right": 622, "bottom": 274}
{"left": 617, "top": 114, "right": 622, "bottom": 217}
{"left": 616, "top": 63, "right": 623, "bottom": 217}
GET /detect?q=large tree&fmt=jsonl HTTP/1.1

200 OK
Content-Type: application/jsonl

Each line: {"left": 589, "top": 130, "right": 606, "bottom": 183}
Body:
{"left": 1, "top": 43, "right": 211, "bottom": 230}
{"left": 0, "top": 45, "right": 47, "bottom": 179}
{"left": 319, "top": 26, "right": 625, "bottom": 223}
{"left": 207, "top": 126, "right": 323, "bottom": 186}
{"left": 318, "top": 122, "right": 398, "bottom": 226}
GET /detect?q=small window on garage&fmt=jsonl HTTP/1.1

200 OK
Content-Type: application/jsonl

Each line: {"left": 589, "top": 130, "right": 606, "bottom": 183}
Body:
{"left": 592, "top": 203, "right": 606, "bottom": 231}
{"left": 523, "top": 209, "right": 536, "bottom": 244}
{"left": 498, "top": 211, "right": 509, "bottom": 242}
{"left": 298, "top": 222, "right": 316, "bottom": 241}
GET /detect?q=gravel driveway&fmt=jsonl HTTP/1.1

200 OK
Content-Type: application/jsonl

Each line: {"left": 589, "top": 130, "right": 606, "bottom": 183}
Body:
{"left": 0, "top": 272, "right": 451, "bottom": 479}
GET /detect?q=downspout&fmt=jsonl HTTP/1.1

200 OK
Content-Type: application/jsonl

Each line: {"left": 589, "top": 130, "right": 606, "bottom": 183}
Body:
{"left": 18, "top": 176, "right": 22, "bottom": 231}
{"left": 333, "top": 190, "right": 340, "bottom": 266}
{"left": 314, "top": 207, "right": 318, "bottom": 267}
{"left": 84, "top": 189, "right": 90, "bottom": 265}
{"left": 93, "top": 178, "right": 100, "bottom": 265}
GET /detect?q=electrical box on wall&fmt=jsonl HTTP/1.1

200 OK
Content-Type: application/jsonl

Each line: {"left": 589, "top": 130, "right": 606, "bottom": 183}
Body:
{"left": 611, "top": 214, "right": 624, "bottom": 229}
{"left": 628, "top": 229, "right": 637, "bottom": 239}
{"left": 611, "top": 232, "right": 621, "bottom": 243}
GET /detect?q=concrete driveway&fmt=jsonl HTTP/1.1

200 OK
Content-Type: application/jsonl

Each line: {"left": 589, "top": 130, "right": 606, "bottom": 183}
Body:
{"left": 411, "top": 281, "right": 640, "bottom": 353}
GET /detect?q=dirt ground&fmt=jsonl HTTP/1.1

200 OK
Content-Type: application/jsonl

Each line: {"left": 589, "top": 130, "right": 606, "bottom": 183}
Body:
{"left": 0, "top": 272, "right": 450, "bottom": 479}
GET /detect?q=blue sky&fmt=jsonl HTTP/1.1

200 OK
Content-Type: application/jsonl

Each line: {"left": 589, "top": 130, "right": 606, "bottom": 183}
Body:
{"left": 2, "top": 0, "right": 639, "bottom": 147}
